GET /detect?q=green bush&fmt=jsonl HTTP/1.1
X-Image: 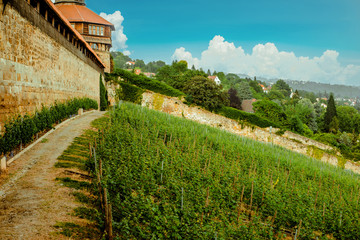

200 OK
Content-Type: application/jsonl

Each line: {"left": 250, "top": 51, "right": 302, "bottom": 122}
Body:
{"left": 106, "top": 69, "right": 184, "bottom": 98}
{"left": 217, "top": 106, "right": 279, "bottom": 128}
{"left": 100, "top": 75, "right": 108, "bottom": 111}
{"left": 183, "top": 76, "right": 229, "bottom": 111}
{"left": 116, "top": 82, "right": 145, "bottom": 104}
{"left": 0, "top": 98, "right": 98, "bottom": 156}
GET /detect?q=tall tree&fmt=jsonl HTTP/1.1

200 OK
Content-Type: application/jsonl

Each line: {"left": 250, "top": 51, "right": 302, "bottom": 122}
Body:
{"left": 235, "top": 81, "right": 253, "bottom": 100}
{"left": 324, "top": 93, "right": 337, "bottom": 132}
{"left": 228, "top": 88, "right": 241, "bottom": 109}
{"left": 273, "top": 79, "right": 291, "bottom": 97}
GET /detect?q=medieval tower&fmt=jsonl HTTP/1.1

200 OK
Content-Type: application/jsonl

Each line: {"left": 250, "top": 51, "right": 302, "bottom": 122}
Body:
{"left": 54, "top": 0, "right": 114, "bottom": 73}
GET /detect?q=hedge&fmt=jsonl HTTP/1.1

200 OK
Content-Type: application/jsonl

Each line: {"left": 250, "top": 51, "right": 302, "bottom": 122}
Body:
{"left": 0, "top": 98, "right": 98, "bottom": 156}
{"left": 106, "top": 69, "right": 184, "bottom": 98}
{"left": 216, "top": 106, "right": 280, "bottom": 128}
{"left": 116, "top": 82, "right": 145, "bottom": 104}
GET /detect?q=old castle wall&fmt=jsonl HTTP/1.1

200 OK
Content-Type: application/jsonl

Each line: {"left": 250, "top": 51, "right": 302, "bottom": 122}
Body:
{"left": 0, "top": 0, "right": 102, "bottom": 129}
{"left": 141, "top": 91, "right": 360, "bottom": 175}
{"left": 95, "top": 50, "right": 111, "bottom": 73}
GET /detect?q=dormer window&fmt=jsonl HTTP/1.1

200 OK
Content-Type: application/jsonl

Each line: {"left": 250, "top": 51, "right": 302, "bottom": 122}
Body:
{"left": 89, "top": 25, "right": 104, "bottom": 36}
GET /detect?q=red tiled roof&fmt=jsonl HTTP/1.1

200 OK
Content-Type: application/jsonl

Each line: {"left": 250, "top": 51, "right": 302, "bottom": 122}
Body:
{"left": 208, "top": 76, "right": 216, "bottom": 80}
{"left": 44, "top": 0, "right": 105, "bottom": 68}
{"left": 55, "top": 4, "right": 115, "bottom": 30}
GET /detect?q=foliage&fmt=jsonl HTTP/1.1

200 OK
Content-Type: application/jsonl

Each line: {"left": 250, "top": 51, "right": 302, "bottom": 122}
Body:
{"left": 337, "top": 106, "right": 360, "bottom": 133}
{"left": 268, "top": 89, "right": 285, "bottom": 100}
{"left": 234, "top": 81, "right": 253, "bottom": 100}
{"left": 0, "top": 98, "right": 97, "bottom": 156}
{"left": 90, "top": 103, "right": 360, "bottom": 239}
{"left": 272, "top": 80, "right": 291, "bottom": 97}
{"left": 324, "top": 94, "right": 337, "bottom": 132}
{"left": 329, "top": 116, "right": 339, "bottom": 134}
{"left": 111, "top": 52, "right": 132, "bottom": 69}
{"left": 106, "top": 69, "right": 184, "bottom": 98}
{"left": 116, "top": 82, "right": 145, "bottom": 104}
{"left": 227, "top": 88, "right": 241, "bottom": 109}
{"left": 217, "top": 106, "right": 280, "bottom": 128}
{"left": 183, "top": 76, "right": 229, "bottom": 111}
{"left": 156, "top": 61, "right": 207, "bottom": 91}
{"left": 253, "top": 100, "right": 287, "bottom": 126}
{"left": 100, "top": 75, "right": 109, "bottom": 111}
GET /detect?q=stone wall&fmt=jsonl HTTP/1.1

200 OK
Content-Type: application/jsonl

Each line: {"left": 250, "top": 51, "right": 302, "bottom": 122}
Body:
{"left": 95, "top": 50, "right": 111, "bottom": 73}
{"left": 141, "top": 91, "right": 360, "bottom": 174}
{"left": 0, "top": 0, "right": 102, "bottom": 129}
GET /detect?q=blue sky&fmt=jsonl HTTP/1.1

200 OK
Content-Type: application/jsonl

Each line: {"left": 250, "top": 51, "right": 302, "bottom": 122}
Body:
{"left": 86, "top": 0, "right": 360, "bottom": 85}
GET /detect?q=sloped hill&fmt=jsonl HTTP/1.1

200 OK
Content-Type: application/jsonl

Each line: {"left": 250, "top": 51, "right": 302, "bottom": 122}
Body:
{"left": 92, "top": 102, "right": 360, "bottom": 239}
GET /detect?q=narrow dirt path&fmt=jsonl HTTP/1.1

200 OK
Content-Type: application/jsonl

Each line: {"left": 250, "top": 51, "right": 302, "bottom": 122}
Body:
{"left": 0, "top": 111, "right": 105, "bottom": 240}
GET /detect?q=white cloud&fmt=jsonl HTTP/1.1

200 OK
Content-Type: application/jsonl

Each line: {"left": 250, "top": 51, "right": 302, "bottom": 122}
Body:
{"left": 172, "top": 35, "right": 360, "bottom": 85}
{"left": 123, "top": 50, "right": 131, "bottom": 56}
{"left": 100, "top": 11, "right": 129, "bottom": 53}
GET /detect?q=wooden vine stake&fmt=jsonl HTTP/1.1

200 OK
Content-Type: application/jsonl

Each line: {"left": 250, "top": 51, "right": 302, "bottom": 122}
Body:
{"left": 249, "top": 181, "right": 254, "bottom": 215}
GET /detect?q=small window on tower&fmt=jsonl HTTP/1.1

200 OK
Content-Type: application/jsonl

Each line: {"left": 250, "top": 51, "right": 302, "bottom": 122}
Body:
{"left": 91, "top": 43, "right": 98, "bottom": 50}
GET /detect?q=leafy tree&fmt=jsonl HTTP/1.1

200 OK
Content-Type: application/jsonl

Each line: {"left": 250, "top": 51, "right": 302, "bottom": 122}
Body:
{"left": 228, "top": 88, "right": 241, "bottom": 109}
{"left": 288, "top": 115, "right": 304, "bottom": 134}
{"left": 296, "top": 98, "right": 318, "bottom": 132}
{"left": 249, "top": 80, "right": 263, "bottom": 94}
{"left": 273, "top": 79, "right": 291, "bottom": 97}
{"left": 329, "top": 116, "right": 339, "bottom": 133}
{"left": 235, "top": 81, "right": 253, "bottom": 100}
{"left": 336, "top": 106, "right": 359, "bottom": 133}
{"left": 268, "top": 89, "right": 285, "bottom": 100}
{"left": 134, "top": 59, "right": 146, "bottom": 69}
{"left": 207, "top": 69, "right": 211, "bottom": 76}
{"left": 253, "top": 100, "right": 287, "bottom": 126}
{"left": 324, "top": 93, "right": 337, "bottom": 132}
{"left": 111, "top": 51, "right": 132, "bottom": 69}
{"left": 183, "top": 76, "right": 229, "bottom": 111}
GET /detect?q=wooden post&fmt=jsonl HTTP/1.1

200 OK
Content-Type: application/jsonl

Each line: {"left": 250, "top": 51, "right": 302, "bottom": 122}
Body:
{"left": 45, "top": 10, "right": 48, "bottom": 21}
{"left": 240, "top": 185, "right": 245, "bottom": 202}
{"left": 108, "top": 203, "right": 113, "bottom": 240}
{"left": 1, "top": 157, "right": 6, "bottom": 172}
{"left": 249, "top": 181, "right": 254, "bottom": 211}
{"left": 298, "top": 220, "right": 302, "bottom": 238}
{"left": 36, "top": 2, "right": 40, "bottom": 12}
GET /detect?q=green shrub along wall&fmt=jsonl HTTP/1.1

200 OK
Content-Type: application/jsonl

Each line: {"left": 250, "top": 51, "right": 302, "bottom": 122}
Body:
{"left": 116, "top": 82, "right": 145, "bottom": 104}
{"left": 0, "top": 98, "right": 98, "bottom": 156}
{"left": 216, "top": 106, "right": 280, "bottom": 128}
{"left": 106, "top": 69, "right": 184, "bottom": 98}
{"left": 100, "top": 75, "right": 109, "bottom": 111}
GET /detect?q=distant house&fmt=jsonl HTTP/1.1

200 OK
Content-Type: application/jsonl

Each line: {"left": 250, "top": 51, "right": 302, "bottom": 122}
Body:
{"left": 134, "top": 69, "right": 141, "bottom": 75}
{"left": 208, "top": 76, "right": 221, "bottom": 85}
{"left": 241, "top": 99, "right": 257, "bottom": 113}
{"left": 126, "top": 61, "right": 135, "bottom": 66}
{"left": 144, "top": 72, "right": 156, "bottom": 78}
{"left": 259, "top": 84, "right": 271, "bottom": 93}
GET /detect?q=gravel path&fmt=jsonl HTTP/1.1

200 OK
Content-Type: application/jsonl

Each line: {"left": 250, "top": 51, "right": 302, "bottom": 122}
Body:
{"left": 0, "top": 111, "right": 104, "bottom": 240}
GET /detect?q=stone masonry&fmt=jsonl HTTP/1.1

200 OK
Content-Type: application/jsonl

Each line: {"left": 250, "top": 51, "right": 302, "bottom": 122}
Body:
{"left": 0, "top": 0, "right": 102, "bottom": 130}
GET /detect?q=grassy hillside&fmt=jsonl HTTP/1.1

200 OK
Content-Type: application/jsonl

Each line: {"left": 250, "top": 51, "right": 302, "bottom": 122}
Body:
{"left": 91, "top": 103, "right": 360, "bottom": 239}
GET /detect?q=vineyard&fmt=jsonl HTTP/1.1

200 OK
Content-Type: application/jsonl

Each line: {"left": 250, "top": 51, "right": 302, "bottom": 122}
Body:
{"left": 91, "top": 102, "right": 360, "bottom": 239}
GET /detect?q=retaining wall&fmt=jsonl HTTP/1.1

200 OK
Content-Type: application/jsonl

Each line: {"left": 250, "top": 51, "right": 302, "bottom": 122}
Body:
{"left": 0, "top": 0, "right": 102, "bottom": 130}
{"left": 141, "top": 91, "right": 360, "bottom": 174}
